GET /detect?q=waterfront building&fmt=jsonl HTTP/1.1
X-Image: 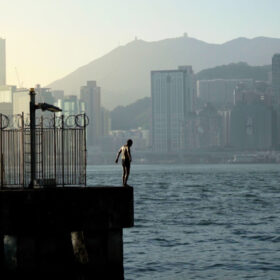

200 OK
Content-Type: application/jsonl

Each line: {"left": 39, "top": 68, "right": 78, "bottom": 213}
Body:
{"left": 219, "top": 110, "right": 231, "bottom": 147}
{"left": 197, "top": 79, "right": 254, "bottom": 109}
{"left": 55, "top": 95, "right": 85, "bottom": 127}
{"left": 234, "top": 88, "right": 259, "bottom": 105}
{"left": 272, "top": 54, "right": 280, "bottom": 104}
{"left": 0, "top": 85, "right": 16, "bottom": 116}
{"left": 0, "top": 85, "right": 16, "bottom": 103}
{"left": 197, "top": 103, "right": 223, "bottom": 148}
{"left": 56, "top": 95, "right": 81, "bottom": 116}
{"left": 183, "top": 112, "right": 199, "bottom": 150}
{"left": 35, "top": 84, "right": 55, "bottom": 104}
{"left": 13, "top": 89, "right": 30, "bottom": 115}
{"left": 0, "top": 38, "right": 6, "bottom": 86}
{"left": 100, "top": 107, "right": 111, "bottom": 137}
{"left": 230, "top": 103, "right": 273, "bottom": 150}
{"left": 230, "top": 79, "right": 276, "bottom": 150}
{"left": 52, "top": 90, "right": 64, "bottom": 102}
{"left": 80, "top": 81, "right": 101, "bottom": 146}
{"left": 151, "top": 66, "right": 195, "bottom": 153}
{"left": 234, "top": 82, "right": 273, "bottom": 106}
{"left": 271, "top": 54, "right": 280, "bottom": 149}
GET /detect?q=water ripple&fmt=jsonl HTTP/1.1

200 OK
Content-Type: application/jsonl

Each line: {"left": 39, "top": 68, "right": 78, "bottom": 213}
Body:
{"left": 88, "top": 164, "right": 280, "bottom": 280}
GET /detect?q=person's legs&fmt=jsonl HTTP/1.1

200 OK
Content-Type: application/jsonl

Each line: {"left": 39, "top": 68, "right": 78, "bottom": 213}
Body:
{"left": 122, "top": 165, "right": 126, "bottom": 185}
{"left": 122, "top": 160, "right": 126, "bottom": 185}
{"left": 124, "top": 164, "right": 130, "bottom": 186}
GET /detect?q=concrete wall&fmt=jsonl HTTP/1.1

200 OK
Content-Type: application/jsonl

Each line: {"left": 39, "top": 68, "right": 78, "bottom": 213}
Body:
{"left": 0, "top": 186, "right": 134, "bottom": 279}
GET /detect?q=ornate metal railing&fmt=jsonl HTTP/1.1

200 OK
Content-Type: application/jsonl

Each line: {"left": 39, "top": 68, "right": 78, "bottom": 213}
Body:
{"left": 0, "top": 113, "right": 89, "bottom": 188}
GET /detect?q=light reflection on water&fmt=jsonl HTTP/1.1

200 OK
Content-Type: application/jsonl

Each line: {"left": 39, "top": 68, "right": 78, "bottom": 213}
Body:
{"left": 87, "top": 164, "right": 280, "bottom": 280}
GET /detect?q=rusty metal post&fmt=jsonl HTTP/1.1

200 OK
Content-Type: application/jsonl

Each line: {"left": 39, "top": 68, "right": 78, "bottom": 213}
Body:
{"left": 0, "top": 114, "right": 3, "bottom": 189}
{"left": 84, "top": 113, "right": 87, "bottom": 187}
{"left": 29, "top": 88, "right": 36, "bottom": 188}
{"left": 53, "top": 113, "right": 57, "bottom": 184}
{"left": 61, "top": 115, "right": 64, "bottom": 187}
{"left": 41, "top": 115, "right": 44, "bottom": 182}
{"left": 21, "top": 113, "right": 24, "bottom": 188}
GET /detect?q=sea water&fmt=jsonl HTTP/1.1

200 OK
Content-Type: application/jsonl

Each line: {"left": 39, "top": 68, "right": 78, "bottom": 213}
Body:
{"left": 87, "top": 164, "right": 280, "bottom": 280}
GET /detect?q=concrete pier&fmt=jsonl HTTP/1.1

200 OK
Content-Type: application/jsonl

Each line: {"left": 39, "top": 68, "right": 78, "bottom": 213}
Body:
{"left": 0, "top": 186, "right": 134, "bottom": 279}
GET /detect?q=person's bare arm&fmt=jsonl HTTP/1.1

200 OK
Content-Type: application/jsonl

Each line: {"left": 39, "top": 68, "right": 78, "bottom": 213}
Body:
{"left": 115, "top": 148, "right": 121, "bottom": 163}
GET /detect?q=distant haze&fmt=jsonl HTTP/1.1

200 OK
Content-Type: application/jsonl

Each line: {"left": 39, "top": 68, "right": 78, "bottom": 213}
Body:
{"left": 2, "top": 0, "right": 280, "bottom": 89}
{"left": 48, "top": 36, "right": 280, "bottom": 109}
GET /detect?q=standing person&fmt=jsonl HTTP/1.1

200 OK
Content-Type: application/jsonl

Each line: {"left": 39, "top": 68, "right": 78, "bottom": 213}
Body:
{"left": 115, "top": 139, "right": 133, "bottom": 186}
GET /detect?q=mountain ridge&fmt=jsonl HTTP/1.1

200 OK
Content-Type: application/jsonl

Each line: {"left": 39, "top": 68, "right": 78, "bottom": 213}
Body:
{"left": 47, "top": 36, "right": 280, "bottom": 109}
{"left": 111, "top": 62, "right": 271, "bottom": 130}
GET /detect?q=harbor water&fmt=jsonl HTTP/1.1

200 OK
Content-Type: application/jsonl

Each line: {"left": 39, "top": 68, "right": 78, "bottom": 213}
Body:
{"left": 87, "top": 164, "right": 280, "bottom": 280}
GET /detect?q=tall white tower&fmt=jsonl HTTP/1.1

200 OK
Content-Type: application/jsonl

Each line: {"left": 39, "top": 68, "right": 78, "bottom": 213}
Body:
{"left": 151, "top": 66, "right": 195, "bottom": 152}
{"left": 80, "top": 81, "right": 101, "bottom": 146}
{"left": 0, "top": 38, "right": 6, "bottom": 86}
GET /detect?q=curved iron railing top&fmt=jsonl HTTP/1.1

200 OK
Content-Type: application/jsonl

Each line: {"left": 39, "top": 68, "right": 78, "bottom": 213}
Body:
{"left": 0, "top": 113, "right": 89, "bottom": 129}
{"left": 0, "top": 112, "right": 88, "bottom": 188}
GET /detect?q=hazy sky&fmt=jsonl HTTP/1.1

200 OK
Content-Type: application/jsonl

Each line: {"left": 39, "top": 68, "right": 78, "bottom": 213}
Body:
{"left": 1, "top": 0, "right": 280, "bottom": 88}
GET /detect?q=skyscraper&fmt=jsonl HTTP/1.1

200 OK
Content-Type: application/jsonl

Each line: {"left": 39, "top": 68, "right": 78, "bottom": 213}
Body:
{"left": 271, "top": 54, "right": 280, "bottom": 149}
{"left": 0, "top": 38, "right": 6, "bottom": 86}
{"left": 151, "top": 66, "right": 195, "bottom": 153}
{"left": 272, "top": 54, "right": 280, "bottom": 104}
{"left": 197, "top": 79, "right": 254, "bottom": 108}
{"left": 80, "top": 81, "right": 101, "bottom": 146}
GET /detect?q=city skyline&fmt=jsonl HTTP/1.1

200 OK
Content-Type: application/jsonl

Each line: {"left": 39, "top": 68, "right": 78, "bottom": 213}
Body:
{"left": 1, "top": 0, "right": 280, "bottom": 88}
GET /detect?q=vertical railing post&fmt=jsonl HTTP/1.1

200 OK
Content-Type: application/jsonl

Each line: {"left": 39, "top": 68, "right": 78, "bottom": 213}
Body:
{"left": 53, "top": 113, "right": 57, "bottom": 184}
{"left": 61, "top": 115, "right": 64, "bottom": 187}
{"left": 0, "top": 114, "right": 3, "bottom": 189}
{"left": 29, "top": 88, "right": 36, "bottom": 188}
{"left": 41, "top": 115, "right": 44, "bottom": 182}
{"left": 21, "top": 113, "right": 25, "bottom": 188}
{"left": 84, "top": 113, "right": 87, "bottom": 187}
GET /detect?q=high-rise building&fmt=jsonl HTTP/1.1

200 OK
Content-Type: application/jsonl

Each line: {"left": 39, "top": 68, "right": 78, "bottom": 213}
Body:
{"left": 220, "top": 110, "right": 231, "bottom": 147}
{"left": 0, "top": 85, "right": 16, "bottom": 103}
{"left": 271, "top": 54, "right": 280, "bottom": 149}
{"left": 197, "top": 103, "right": 223, "bottom": 148}
{"left": 151, "top": 66, "right": 195, "bottom": 153}
{"left": 13, "top": 89, "right": 30, "bottom": 115}
{"left": 0, "top": 38, "right": 6, "bottom": 86}
{"left": 35, "top": 84, "right": 55, "bottom": 104}
{"left": 55, "top": 95, "right": 85, "bottom": 127}
{"left": 272, "top": 54, "right": 280, "bottom": 104}
{"left": 230, "top": 103, "right": 273, "bottom": 150}
{"left": 80, "top": 81, "right": 101, "bottom": 146}
{"left": 56, "top": 95, "right": 84, "bottom": 116}
{"left": 0, "top": 85, "right": 16, "bottom": 116}
{"left": 197, "top": 79, "right": 254, "bottom": 109}
{"left": 100, "top": 107, "right": 111, "bottom": 137}
{"left": 52, "top": 90, "right": 64, "bottom": 102}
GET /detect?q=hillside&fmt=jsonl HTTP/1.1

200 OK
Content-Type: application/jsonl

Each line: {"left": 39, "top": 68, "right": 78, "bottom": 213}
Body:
{"left": 110, "top": 97, "right": 151, "bottom": 130}
{"left": 47, "top": 36, "right": 280, "bottom": 109}
{"left": 196, "top": 62, "right": 270, "bottom": 81}
{"left": 111, "top": 62, "right": 272, "bottom": 130}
